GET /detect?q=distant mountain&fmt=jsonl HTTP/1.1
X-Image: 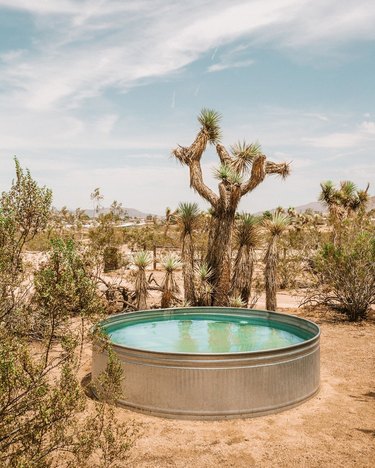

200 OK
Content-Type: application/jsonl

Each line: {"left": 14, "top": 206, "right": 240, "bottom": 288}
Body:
{"left": 292, "top": 201, "right": 327, "bottom": 214}
{"left": 257, "top": 196, "right": 375, "bottom": 215}
{"left": 84, "top": 207, "right": 154, "bottom": 219}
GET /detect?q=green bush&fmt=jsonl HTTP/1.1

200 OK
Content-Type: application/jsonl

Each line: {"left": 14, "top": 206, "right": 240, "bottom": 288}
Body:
{"left": 304, "top": 223, "right": 375, "bottom": 321}
{"left": 103, "top": 245, "right": 121, "bottom": 272}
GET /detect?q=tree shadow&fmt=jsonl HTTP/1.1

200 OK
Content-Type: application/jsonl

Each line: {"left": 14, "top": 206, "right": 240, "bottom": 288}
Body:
{"left": 349, "top": 391, "right": 375, "bottom": 402}
{"left": 81, "top": 372, "right": 98, "bottom": 400}
{"left": 356, "top": 428, "right": 375, "bottom": 437}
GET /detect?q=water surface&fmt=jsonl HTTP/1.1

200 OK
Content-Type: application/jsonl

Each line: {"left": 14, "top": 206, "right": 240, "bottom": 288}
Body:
{"left": 105, "top": 313, "right": 312, "bottom": 353}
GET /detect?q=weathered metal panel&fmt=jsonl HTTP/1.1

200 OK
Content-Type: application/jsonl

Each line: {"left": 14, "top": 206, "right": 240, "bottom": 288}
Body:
{"left": 92, "top": 308, "right": 320, "bottom": 420}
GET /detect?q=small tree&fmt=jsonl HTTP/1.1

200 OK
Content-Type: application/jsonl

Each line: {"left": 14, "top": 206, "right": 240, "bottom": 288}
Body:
{"left": 231, "top": 213, "right": 260, "bottom": 305}
{"left": 133, "top": 251, "right": 152, "bottom": 310}
{"left": 176, "top": 202, "right": 200, "bottom": 305}
{"left": 0, "top": 158, "right": 52, "bottom": 322}
{"left": 89, "top": 197, "right": 123, "bottom": 272}
{"left": 195, "top": 262, "right": 213, "bottom": 306}
{"left": 263, "top": 213, "right": 290, "bottom": 311}
{"left": 90, "top": 187, "right": 104, "bottom": 219}
{"left": 160, "top": 254, "right": 181, "bottom": 308}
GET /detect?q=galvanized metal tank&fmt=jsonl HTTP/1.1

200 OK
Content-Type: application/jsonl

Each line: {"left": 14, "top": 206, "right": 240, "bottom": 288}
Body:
{"left": 92, "top": 308, "right": 320, "bottom": 420}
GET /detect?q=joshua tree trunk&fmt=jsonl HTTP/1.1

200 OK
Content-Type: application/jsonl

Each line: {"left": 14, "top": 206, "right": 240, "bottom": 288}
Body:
{"left": 133, "top": 251, "right": 151, "bottom": 310}
{"left": 265, "top": 238, "right": 277, "bottom": 311}
{"left": 172, "top": 109, "right": 289, "bottom": 306}
{"left": 135, "top": 272, "right": 147, "bottom": 310}
{"left": 182, "top": 233, "right": 196, "bottom": 304}
{"left": 206, "top": 202, "right": 237, "bottom": 305}
{"left": 231, "top": 245, "right": 255, "bottom": 305}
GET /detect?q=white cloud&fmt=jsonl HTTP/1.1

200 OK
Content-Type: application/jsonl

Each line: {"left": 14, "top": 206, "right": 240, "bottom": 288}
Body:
{"left": 359, "top": 120, "right": 375, "bottom": 134}
{"left": 0, "top": 1, "right": 374, "bottom": 211}
{"left": 302, "top": 113, "right": 329, "bottom": 122}
{"left": 208, "top": 59, "right": 254, "bottom": 73}
{"left": 303, "top": 132, "right": 363, "bottom": 148}
{"left": 302, "top": 120, "right": 375, "bottom": 149}
{"left": 1, "top": 0, "right": 375, "bottom": 112}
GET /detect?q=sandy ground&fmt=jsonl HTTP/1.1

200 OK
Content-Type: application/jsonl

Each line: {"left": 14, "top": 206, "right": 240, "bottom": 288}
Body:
{"left": 24, "top": 252, "right": 374, "bottom": 466}
{"left": 80, "top": 304, "right": 375, "bottom": 468}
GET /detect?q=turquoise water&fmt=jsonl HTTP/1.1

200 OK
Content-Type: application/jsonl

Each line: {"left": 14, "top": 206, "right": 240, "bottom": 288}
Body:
{"left": 105, "top": 313, "right": 313, "bottom": 353}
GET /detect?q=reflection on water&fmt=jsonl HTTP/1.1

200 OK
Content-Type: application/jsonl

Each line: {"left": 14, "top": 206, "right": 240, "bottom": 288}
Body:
{"left": 176, "top": 320, "right": 198, "bottom": 352}
{"left": 207, "top": 321, "right": 232, "bottom": 353}
{"left": 108, "top": 315, "right": 308, "bottom": 353}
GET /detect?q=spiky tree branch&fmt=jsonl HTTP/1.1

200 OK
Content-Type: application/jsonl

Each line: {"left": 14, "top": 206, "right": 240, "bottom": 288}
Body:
{"left": 216, "top": 144, "right": 233, "bottom": 166}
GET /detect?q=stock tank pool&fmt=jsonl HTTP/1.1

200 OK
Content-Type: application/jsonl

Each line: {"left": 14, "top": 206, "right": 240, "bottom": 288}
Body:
{"left": 92, "top": 307, "right": 320, "bottom": 419}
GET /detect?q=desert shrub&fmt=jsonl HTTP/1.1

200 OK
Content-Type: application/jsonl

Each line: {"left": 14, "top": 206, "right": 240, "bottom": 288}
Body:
{"left": 25, "top": 230, "right": 54, "bottom": 251}
{"left": 0, "top": 158, "right": 52, "bottom": 322}
{"left": 303, "top": 222, "right": 375, "bottom": 321}
{"left": 278, "top": 224, "right": 326, "bottom": 290}
{"left": 0, "top": 161, "right": 137, "bottom": 466}
{"left": 31, "top": 238, "right": 104, "bottom": 335}
{"left": 103, "top": 245, "right": 121, "bottom": 272}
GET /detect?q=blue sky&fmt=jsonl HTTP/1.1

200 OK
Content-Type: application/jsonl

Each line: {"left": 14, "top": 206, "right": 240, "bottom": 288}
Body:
{"left": 0, "top": 0, "right": 374, "bottom": 214}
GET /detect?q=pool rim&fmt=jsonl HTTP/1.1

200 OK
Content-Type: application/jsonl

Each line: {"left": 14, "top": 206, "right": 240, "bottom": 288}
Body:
{"left": 95, "top": 306, "right": 320, "bottom": 357}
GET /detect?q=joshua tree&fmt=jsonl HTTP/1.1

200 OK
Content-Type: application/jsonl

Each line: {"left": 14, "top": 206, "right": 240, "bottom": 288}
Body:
{"left": 163, "top": 206, "right": 177, "bottom": 238}
{"left": 231, "top": 213, "right": 260, "bottom": 305}
{"left": 176, "top": 202, "right": 200, "bottom": 304}
{"left": 173, "top": 109, "right": 289, "bottom": 305}
{"left": 160, "top": 253, "right": 181, "bottom": 308}
{"left": 90, "top": 187, "right": 103, "bottom": 219}
{"left": 319, "top": 180, "right": 370, "bottom": 245}
{"left": 133, "top": 251, "right": 152, "bottom": 310}
{"left": 263, "top": 213, "right": 290, "bottom": 311}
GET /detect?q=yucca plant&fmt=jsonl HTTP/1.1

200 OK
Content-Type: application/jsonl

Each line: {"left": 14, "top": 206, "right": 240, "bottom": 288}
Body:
{"left": 160, "top": 253, "right": 181, "bottom": 308}
{"left": 213, "top": 164, "right": 243, "bottom": 185}
{"left": 263, "top": 213, "right": 290, "bottom": 311}
{"left": 177, "top": 202, "right": 200, "bottom": 305}
{"left": 195, "top": 262, "right": 213, "bottom": 306}
{"left": 230, "top": 140, "right": 262, "bottom": 175}
{"left": 198, "top": 108, "right": 222, "bottom": 144}
{"left": 231, "top": 213, "right": 260, "bottom": 305}
{"left": 228, "top": 294, "right": 246, "bottom": 308}
{"left": 133, "top": 251, "right": 152, "bottom": 310}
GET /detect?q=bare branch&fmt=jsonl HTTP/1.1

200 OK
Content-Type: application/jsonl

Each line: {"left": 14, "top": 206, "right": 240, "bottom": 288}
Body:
{"left": 187, "top": 159, "right": 218, "bottom": 206}
{"left": 266, "top": 161, "right": 290, "bottom": 179}
{"left": 172, "top": 130, "right": 208, "bottom": 164}
{"left": 172, "top": 129, "right": 219, "bottom": 206}
{"left": 240, "top": 155, "right": 267, "bottom": 195}
{"left": 216, "top": 144, "right": 233, "bottom": 166}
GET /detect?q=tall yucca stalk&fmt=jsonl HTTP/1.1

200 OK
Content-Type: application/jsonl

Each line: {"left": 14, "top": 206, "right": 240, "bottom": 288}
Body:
{"left": 231, "top": 213, "right": 260, "bottom": 305}
{"left": 177, "top": 202, "right": 200, "bottom": 305}
{"left": 263, "top": 213, "right": 290, "bottom": 311}
{"left": 133, "top": 251, "right": 151, "bottom": 310}
{"left": 160, "top": 254, "right": 181, "bottom": 308}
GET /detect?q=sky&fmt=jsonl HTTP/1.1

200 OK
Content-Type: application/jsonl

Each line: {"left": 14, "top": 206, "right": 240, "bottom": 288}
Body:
{"left": 0, "top": 0, "right": 374, "bottom": 215}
